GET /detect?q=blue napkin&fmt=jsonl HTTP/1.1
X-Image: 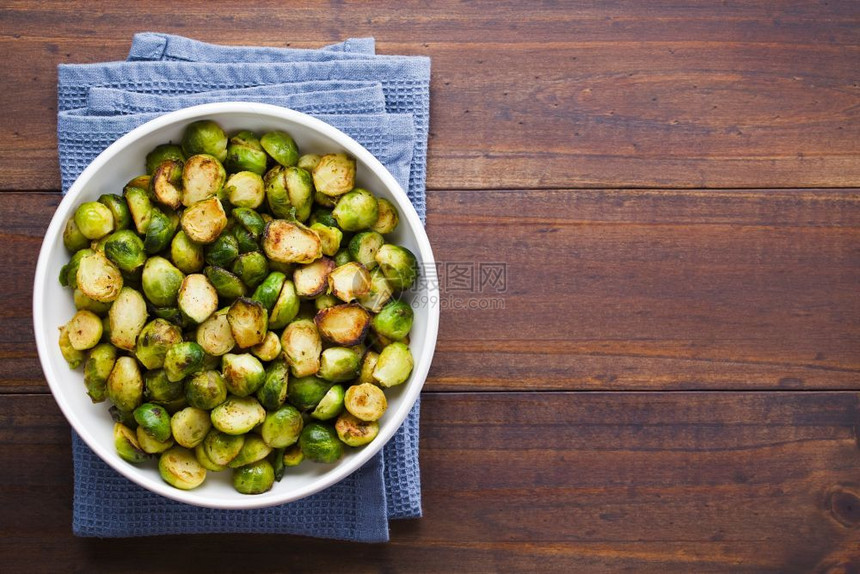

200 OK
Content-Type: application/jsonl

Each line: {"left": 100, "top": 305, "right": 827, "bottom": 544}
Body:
{"left": 58, "top": 35, "right": 430, "bottom": 542}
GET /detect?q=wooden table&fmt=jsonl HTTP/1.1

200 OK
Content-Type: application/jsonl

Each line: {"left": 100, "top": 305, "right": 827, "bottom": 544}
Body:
{"left": 2, "top": 2, "right": 859, "bottom": 572}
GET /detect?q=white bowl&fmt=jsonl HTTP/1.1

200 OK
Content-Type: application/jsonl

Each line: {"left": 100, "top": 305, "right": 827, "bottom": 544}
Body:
{"left": 33, "top": 102, "right": 439, "bottom": 509}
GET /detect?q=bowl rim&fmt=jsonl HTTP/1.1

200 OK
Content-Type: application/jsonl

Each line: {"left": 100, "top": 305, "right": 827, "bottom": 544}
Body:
{"left": 33, "top": 102, "right": 439, "bottom": 509}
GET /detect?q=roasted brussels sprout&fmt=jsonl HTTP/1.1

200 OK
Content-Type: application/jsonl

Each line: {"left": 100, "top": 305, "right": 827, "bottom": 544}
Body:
{"left": 77, "top": 251, "right": 123, "bottom": 303}
{"left": 311, "top": 384, "right": 345, "bottom": 421}
{"left": 177, "top": 274, "right": 218, "bottom": 324}
{"left": 205, "top": 233, "right": 240, "bottom": 268}
{"left": 144, "top": 368, "right": 183, "bottom": 404}
{"left": 124, "top": 185, "right": 154, "bottom": 234}
{"left": 108, "top": 287, "right": 148, "bottom": 351}
{"left": 232, "top": 251, "right": 269, "bottom": 289}
{"left": 314, "top": 303, "right": 371, "bottom": 346}
{"left": 356, "top": 269, "right": 394, "bottom": 313}
{"left": 182, "top": 120, "right": 228, "bottom": 162}
{"left": 348, "top": 231, "right": 384, "bottom": 270}
{"left": 356, "top": 350, "right": 379, "bottom": 385}
{"left": 203, "top": 428, "right": 244, "bottom": 466}
{"left": 159, "top": 446, "right": 207, "bottom": 490}
{"left": 344, "top": 382, "right": 387, "bottom": 422}
{"left": 251, "top": 330, "right": 282, "bottom": 362}
{"left": 299, "top": 423, "right": 343, "bottom": 464}
{"left": 63, "top": 217, "right": 90, "bottom": 253}
{"left": 310, "top": 208, "right": 338, "bottom": 228}
{"left": 222, "top": 353, "right": 266, "bottom": 396}
{"left": 204, "top": 265, "right": 247, "bottom": 299}
{"left": 224, "top": 171, "right": 265, "bottom": 208}
{"left": 66, "top": 309, "right": 103, "bottom": 351}
{"left": 181, "top": 197, "right": 228, "bottom": 244}
{"left": 318, "top": 347, "right": 361, "bottom": 383}
{"left": 262, "top": 220, "right": 322, "bottom": 265}
{"left": 106, "top": 356, "right": 144, "bottom": 412}
{"left": 114, "top": 422, "right": 148, "bottom": 463}
{"left": 260, "top": 130, "right": 298, "bottom": 167}
{"left": 332, "top": 188, "right": 378, "bottom": 232}
{"left": 263, "top": 166, "right": 292, "bottom": 219}
{"left": 261, "top": 404, "right": 303, "bottom": 448}
{"left": 135, "top": 318, "right": 183, "bottom": 370}
{"left": 73, "top": 288, "right": 111, "bottom": 316}
{"left": 74, "top": 201, "right": 115, "bottom": 240}
{"left": 373, "top": 342, "right": 414, "bottom": 388}
{"left": 287, "top": 375, "right": 331, "bottom": 412}
{"left": 329, "top": 261, "right": 371, "bottom": 303}
{"left": 282, "top": 444, "right": 304, "bottom": 467}
{"left": 307, "top": 223, "right": 342, "bottom": 258}
{"left": 228, "top": 434, "right": 273, "bottom": 469}
{"left": 281, "top": 319, "right": 322, "bottom": 377}
{"left": 146, "top": 143, "right": 186, "bottom": 175}
{"left": 142, "top": 256, "right": 184, "bottom": 307}
{"left": 232, "top": 459, "right": 275, "bottom": 494}
{"left": 283, "top": 167, "right": 314, "bottom": 222}
{"left": 312, "top": 153, "right": 355, "bottom": 197}
{"left": 335, "top": 412, "right": 379, "bottom": 447}
{"left": 134, "top": 402, "right": 172, "bottom": 442}
{"left": 256, "top": 359, "right": 289, "bottom": 411}
{"left": 225, "top": 131, "right": 268, "bottom": 175}
{"left": 142, "top": 207, "right": 176, "bottom": 255}
{"left": 371, "top": 300, "right": 414, "bottom": 341}
{"left": 251, "top": 271, "right": 286, "bottom": 311}
{"left": 103, "top": 229, "right": 147, "bottom": 273}
{"left": 137, "top": 423, "right": 174, "bottom": 454}
{"left": 297, "top": 153, "right": 321, "bottom": 172}
{"left": 182, "top": 154, "right": 226, "bottom": 206}
{"left": 227, "top": 297, "right": 267, "bottom": 348}
{"left": 60, "top": 248, "right": 92, "bottom": 289}
{"left": 375, "top": 244, "right": 419, "bottom": 291}
{"left": 268, "top": 279, "right": 300, "bottom": 329}
{"left": 170, "top": 406, "right": 212, "bottom": 449}
{"left": 163, "top": 341, "right": 206, "bottom": 382}
{"left": 196, "top": 309, "right": 236, "bottom": 356}
{"left": 84, "top": 342, "right": 117, "bottom": 402}
{"left": 151, "top": 158, "right": 184, "bottom": 209}
{"left": 99, "top": 194, "right": 132, "bottom": 232}
{"left": 185, "top": 370, "right": 228, "bottom": 410}
{"left": 170, "top": 230, "right": 205, "bottom": 274}
{"left": 371, "top": 198, "right": 400, "bottom": 234}
{"left": 294, "top": 257, "right": 335, "bottom": 298}
{"left": 211, "top": 395, "right": 266, "bottom": 435}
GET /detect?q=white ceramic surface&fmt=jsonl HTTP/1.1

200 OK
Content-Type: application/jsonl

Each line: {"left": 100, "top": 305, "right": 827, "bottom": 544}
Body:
{"left": 33, "top": 102, "right": 439, "bottom": 509}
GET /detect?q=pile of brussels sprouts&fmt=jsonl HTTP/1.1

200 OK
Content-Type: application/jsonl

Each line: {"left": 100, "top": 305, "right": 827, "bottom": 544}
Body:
{"left": 57, "top": 120, "right": 418, "bottom": 494}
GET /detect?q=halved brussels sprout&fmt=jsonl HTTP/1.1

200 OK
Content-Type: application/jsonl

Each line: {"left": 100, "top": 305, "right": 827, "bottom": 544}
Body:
{"left": 308, "top": 223, "right": 343, "bottom": 257}
{"left": 268, "top": 279, "right": 300, "bottom": 330}
{"left": 73, "top": 288, "right": 111, "bottom": 316}
{"left": 203, "top": 428, "right": 244, "bottom": 466}
{"left": 356, "top": 350, "right": 380, "bottom": 385}
{"left": 196, "top": 309, "right": 236, "bottom": 356}
{"left": 232, "top": 251, "right": 269, "bottom": 289}
{"left": 137, "top": 424, "right": 174, "bottom": 454}
{"left": 227, "top": 297, "right": 267, "bottom": 348}
{"left": 106, "top": 356, "right": 144, "bottom": 412}
{"left": 297, "top": 153, "right": 321, "bottom": 172}
{"left": 66, "top": 309, "right": 103, "bottom": 351}
{"left": 211, "top": 395, "right": 266, "bottom": 435}
{"left": 262, "top": 220, "right": 322, "bottom": 265}
{"left": 133, "top": 402, "right": 172, "bottom": 442}
{"left": 76, "top": 251, "right": 123, "bottom": 303}
{"left": 356, "top": 269, "right": 394, "bottom": 313}
{"left": 311, "top": 384, "right": 345, "bottom": 421}
{"left": 143, "top": 207, "right": 177, "bottom": 255}
{"left": 335, "top": 412, "right": 379, "bottom": 447}
{"left": 225, "top": 131, "right": 268, "bottom": 175}
{"left": 282, "top": 444, "right": 304, "bottom": 467}
{"left": 370, "top": 198, "right": 400, "bottom": 234}
{"left": 283, "top": 167, "right": 314, "bottom": 222}
{"left": 310, "top": 208, "right": 338, "bottom": 228}
{"left": 261, "top": 404, "right": 304, "bottom": 448}
{"left": 181, "top": 197, "right": 228, "bottom": 244}
{"left": 185, "top": 370, "right": 228, "bottom": 410}
{"left": 114, "top": 422, "right": 148, "bottom": 463}
{"left": 228, "top": 434, "right": 273, "bottom": 469}
{"left": 169, "top": 407, "right": 212, "bottom": 449}
{"left": 151, "top": 158, "right": 184, "bottom": 209}
{"left": 281, "top": 319, "right": 322, "bottom": 377}
{"left": 344, "top": 382, "right": 387, "bottom": 422}
{"left": 371, "top": 300, "right": 414, "bottom": 341}
{"left": 375, "top": 244, "right": 419, "bottom": 291}
{"left": 182, "top": 120, "right": 228, "bottom": 162}
{"left": 108, "top": 287, "right": 147, "bottom": 351}
{"left": 98, "top": 194, "right": 132, "bottom": 232}
{"left": 263, "top": 165, "right": 293, "bottom": 219}
{"left": 146, "top": 143, "right": 186, "bottom": 175}
{"left": 348, "top": 231, "right": 384, "bottom": 271}
{"left": 221, "top": 353, "right": 266, "bottom": 396}
{"left": 232, "top": 459, "right": 275, "bottom": 495}
{"left": 63, "top": 217, "right": 90, "bottom": 253}
{"left": 260, "top": 130, "right": 299, "bottom": 167}
{"left": 373, "top": 341, "right": 414, "bottom": 388}
{"left": 163, "top": 341, "right": 205, "bottom": 382}
{"left": 333, "top": 248, "right": 352, "bottom": 267}
{"left": 232, "top": 208, "right": 266, "bottom": 239}
{"left": 195, "top": 442, "right": 227, "bottom": 472}
{"left": 177, "top": 273, "right": 218, "bottom": 324}
{"left": 84, "top": 342, "right": 117, "bottom": 402}
{"left": 256, "top": 360, "right": 289, "bottom": 411}
{"left": 144, "top": 368, "right": 183, "bottom": 404}
{"left": 142, "top": 256, "right": 184, "bottom": 307}
{"left": 204, "top": 265, "right": 247, "bottom": 299}
{"left": 318, "top": 347, "right": 361, "bottom": 383}
{"left": 312, "top": 153, "right": 355, "bottom": 197}
{"left": 159, "top": 446, "right": 207, "bottom": 490}
{"left": 332, "top": 188, "right": 378, "bottom": 232}
{"left": 124, "top": 185, "right": 154, "bottom": 234}
{"left": 74, "top": 201, "right": 115, "bottom": 240}
{"left": 232, "top": 225, "right": 259, "bottom": 254}
{"left": 103, "top": 230, "right": 146, "bottom": 273}
{"left": 135, "top": 318, "right": 183, "bottom": 369}
{"left": 287, "top": 375, "right": 331, "bottom": 412}
{"left": 169, "top": 230, "right": 205, "bottom": 274}
{"left": 224, "top": 171, "right": 265, "bottom": 208}
{"left": 60, "top": 248, "right": 92, "bottom": 289}
{"left": 314, "top": 303, "right": 371, "bottom": 346}
{"left": 294, "top": 257, "right": 335, "bottom": 298}
{"left": 299, "top": 423, "right": 343, "bottom": 464}
{"left": 328, "top": 262, "right": 371, "bottom": 303}
{"left": 251, "top": 330, "right": 282, "bottom": 362}
{"left": 205, "top": 233, "right": 239, "bottom": 268}
{"left": 251, "top": 271, "right": 286, "bottom": 311}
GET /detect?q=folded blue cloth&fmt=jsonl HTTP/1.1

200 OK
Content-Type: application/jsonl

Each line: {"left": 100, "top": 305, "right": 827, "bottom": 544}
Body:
{"left": 58, "top": 35, "right": 430, "bottom": 542}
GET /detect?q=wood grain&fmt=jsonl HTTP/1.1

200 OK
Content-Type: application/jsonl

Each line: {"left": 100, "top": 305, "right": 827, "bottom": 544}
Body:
{"left": 8, "top": 189, "right": 860, "bottom": 392}
{"left": 1, "top": 1, "right": 858, "bottom": 190}
{"left": 1, "top": 391, "right": 858, "bottom": 573}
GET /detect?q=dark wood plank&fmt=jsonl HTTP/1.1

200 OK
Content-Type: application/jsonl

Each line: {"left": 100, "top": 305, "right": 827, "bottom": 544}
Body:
{"left": 1, "top": 1, "right": 858, "bottom": 191}
{"left": 1, "top": 392, "right": 858, "bottom": 573}
{"left": 7, "top": 189, "right": 860, "bottom": 392}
